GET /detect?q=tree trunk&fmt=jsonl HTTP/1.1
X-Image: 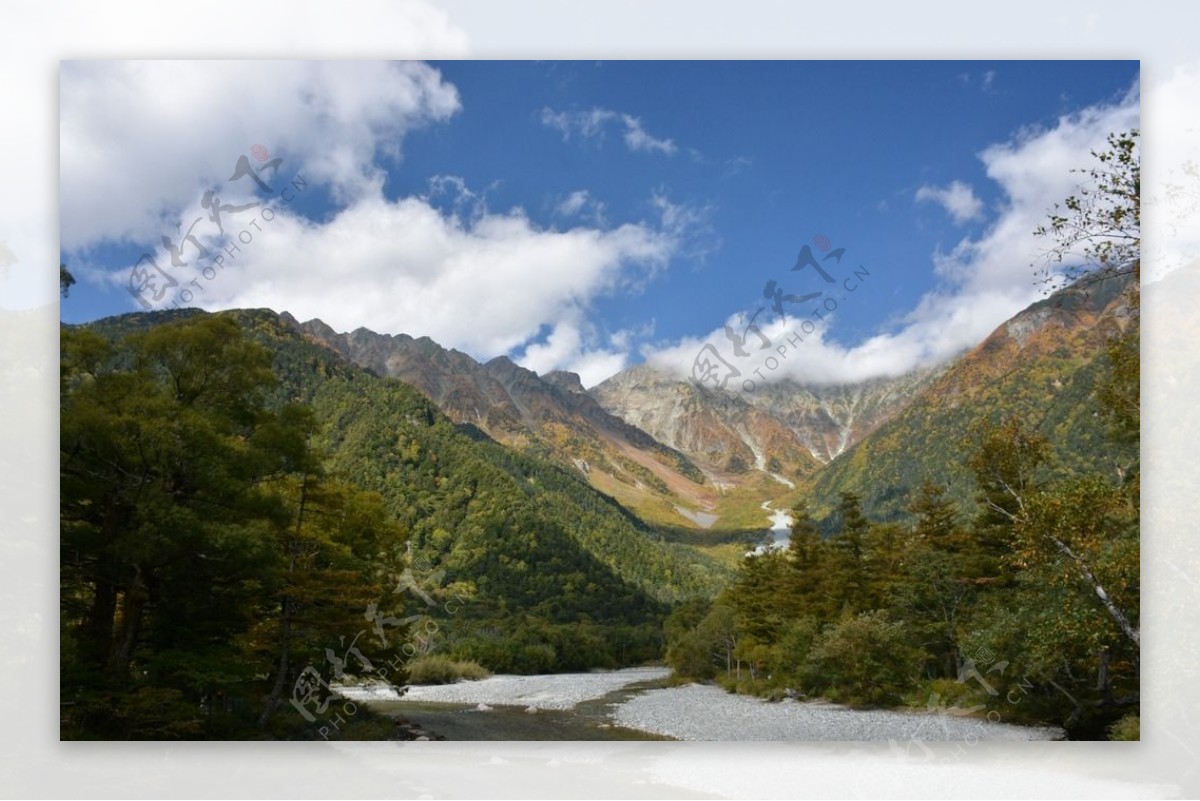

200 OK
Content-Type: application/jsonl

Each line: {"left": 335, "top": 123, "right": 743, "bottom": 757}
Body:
{"left": 1096, "top": 647, "right": 1111, "bottom": 695}
{"left": 83, "top": 572, "right": 116, "bottom": 670}
{"left": 82, "top": 514, "right": 123, "bottom": 670}
{"left": 258, "top": 472, "right": 309, "bottom": 728}
{"left": 257, "top": 594, "right": 292, "bottom": 728}
{"left": 1051, "top": 535, "right": 1140, "bottom": 647}
{"left": 108, "top": 564, "right": 148, "bottom": 675}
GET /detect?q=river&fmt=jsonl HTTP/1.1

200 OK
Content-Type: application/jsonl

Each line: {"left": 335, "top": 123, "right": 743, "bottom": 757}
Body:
{"left": 337, "top": 668, "right": 1064, "bottom": 742}
{"left": 748, "top": 500, "right": 793, "bottom": 555}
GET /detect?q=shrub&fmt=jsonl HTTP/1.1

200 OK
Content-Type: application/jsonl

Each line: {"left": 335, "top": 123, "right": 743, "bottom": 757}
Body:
{"left": 768, "top": 616, "right": 820, "bottom": 687}
{"left": 803, "top": 611, "right": 923, "bottom": 707}
{"left": 1108, "top": 713, "right": 1139, "bottom": 741}
{"left": 407, "top": 655, "right": 491, "bottom": 685}
{"left": 915, "top": 677, "right": 992, "bottom": 712}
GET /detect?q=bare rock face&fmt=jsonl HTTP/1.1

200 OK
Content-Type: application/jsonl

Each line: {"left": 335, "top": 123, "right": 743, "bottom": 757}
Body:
{"left": 590, "top": 363, "right": 940, "bottom": 478}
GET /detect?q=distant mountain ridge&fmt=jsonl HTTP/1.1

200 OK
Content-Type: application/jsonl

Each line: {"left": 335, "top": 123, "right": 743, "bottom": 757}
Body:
{"left": 286, "top": 314, "right": 711, "bottom": 526}
{"left": 283, "top": 316, "right": 945, "bottom": 527}
{"left": 278, "top": 272, "right": 1133, "bottom": 531}
{"left": 287, "top": 315, "right": 946, "bottom": 530}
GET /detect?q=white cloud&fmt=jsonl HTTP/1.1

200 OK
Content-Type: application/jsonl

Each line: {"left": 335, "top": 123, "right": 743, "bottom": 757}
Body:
{"left": 568, "top": 349, "right": 632, "bottom": 389}
{"left": 61, "top": 60, "right": 706, "bottom": 387}
{"left": 649, "top": 192, "right": 719, "bottom": 265}
{"left": 60, "top": 61, "right": 462, "bottom": 251}
{"left": 515, "top": 317, "right": 629, "bottom": 389}
{"left": 520, "top": 318, "right": 656, "bottom": 388}
{"left": 540, "top": 107, "right": 616, "bottom": 143}
{"left": 89, "top": 157, "right": 690, "bottom": 382}
{"left": 540, "top": 106, "right": 676, "bottom": 155}
{"left": 723, "top": 155, "right": 753, "bottom": 175}
{"left": 146, "top": 187, "right": 679, "bottom": 364}
{"left": 958, "top": 70, "right": 997, "bottom": 92}
{"left": 553, "top": 189, "right": 608, "bottom": 227}
{"left": 611, "top": 320, "right": 656, "bottom": 351}
{"left": 7, "top": 3, "right": 468, "bottom": 310}
{"left": 621, "top": 115, "right": 677, "bottom": 155}
{"left": 647, "top": 87, "right": 1141, "bottom": 387}
{"left": 556, "top": 190, "right": 591, "bottom": 217}
{"left": 915, "top": 180, "right": 984, "bottom": 224}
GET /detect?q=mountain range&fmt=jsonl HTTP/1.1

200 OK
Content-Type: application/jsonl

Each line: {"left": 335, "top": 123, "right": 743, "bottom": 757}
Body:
{"left": 286, "top": 273, "right": 1134, "bottom": 531}
{"left": 288, "top": 315, "right": 943, "bottom": 531}
{"left": 288, "top": 315, "right": 714, "bottom": 529}
{"left": 801, "top": 273, "right": 1138, "bottom": 521}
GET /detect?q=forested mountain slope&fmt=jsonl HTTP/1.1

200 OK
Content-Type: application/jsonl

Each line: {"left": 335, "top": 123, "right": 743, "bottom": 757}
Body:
{"left": 293, "top": 316, "right": 710, "bottom": 527}
{"left": 64, "top": 308, "right": 729, "bottom": 718}
{"left": 801, "top": 275, "right": 1138, "bottom": 522}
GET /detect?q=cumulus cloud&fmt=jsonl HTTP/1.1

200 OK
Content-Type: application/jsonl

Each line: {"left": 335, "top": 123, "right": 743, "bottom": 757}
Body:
{"left": 915, "top": 180, "right": 984, "bottom": 224}
{"left": 621, "top": 116, "right": 677, "bottom": 154}
{"left": 7, "top": 3, "right": 468, "bottom": 310}
{"left": 555, "top": 190, "right": 591, "bottom": 217}
{"left": 60, "top": 59, "right": 702, "bottom": 387}
{"left": 553, "top": 189, "right": 608, "bottom": 226}
{"left": 646, "top": 87, "right": 1141, "bottom": 388}
{"left": 515, "top": 317, "right": 630, "bottom": 388}
{"left": 146, "top": 188, "right": 680, "bottom": 363}
{"left": 517, "top": 318, "right": 657, "bottom": 388}
{"left": 540, "top": 106, "right": 677, "bottom": 155}
{"left": 60, "top": 61, "right": 462, "bottom": 251}
{"left": 95, "top": 163, "right": 686, "bottom": 382}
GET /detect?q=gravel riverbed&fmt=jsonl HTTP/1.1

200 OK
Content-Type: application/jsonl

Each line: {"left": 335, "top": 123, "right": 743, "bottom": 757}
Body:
{"left": 341, "top": 670, "right": 1063, "bottom": 741}
{"left": 612, "top": 683, "right": 1065, "bottom": 741}
{"left": 338, "top": 666, "right": 670, "bottom": 711}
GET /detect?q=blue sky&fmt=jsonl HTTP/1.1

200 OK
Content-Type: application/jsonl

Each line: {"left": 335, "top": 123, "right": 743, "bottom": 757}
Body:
{"left": 60, "top": 60, "right": 1139, "bottom": 386}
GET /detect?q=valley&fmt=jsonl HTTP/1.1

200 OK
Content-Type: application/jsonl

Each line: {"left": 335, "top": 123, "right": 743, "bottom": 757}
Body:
{"left": 59, "top": 268, "right": 1140, "bottom": 741}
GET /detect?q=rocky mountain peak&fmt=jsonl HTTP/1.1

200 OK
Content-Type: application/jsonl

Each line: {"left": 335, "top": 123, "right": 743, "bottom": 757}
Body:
{"left": 591, "top": 361, "right": 939, "bottom": 472}
{"left": 543, "top": 370, "right": 586, "bottom": 394}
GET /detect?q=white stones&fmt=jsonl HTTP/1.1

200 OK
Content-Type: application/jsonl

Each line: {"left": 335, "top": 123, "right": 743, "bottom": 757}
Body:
{"left": 400, "top": 667, "right": 670, "bottom": 711}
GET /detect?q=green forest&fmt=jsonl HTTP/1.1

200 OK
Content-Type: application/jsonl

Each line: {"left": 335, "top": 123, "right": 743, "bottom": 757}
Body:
{"left": 60, "top": 308, "right": 727, "bottom": 739}
{"left": 663, "top": 395, "right": 1139, "bottom": 739}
